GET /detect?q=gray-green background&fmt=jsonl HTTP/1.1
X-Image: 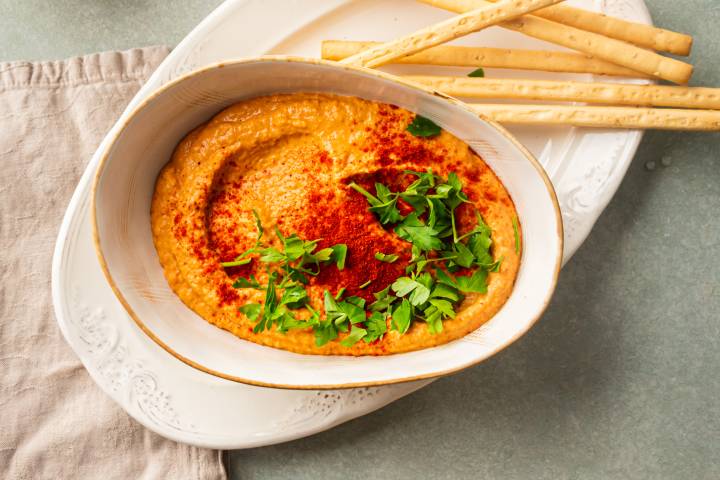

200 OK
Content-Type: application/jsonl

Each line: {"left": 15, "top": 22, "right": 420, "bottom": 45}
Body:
{"left": 4, "top": 1, "right": 717, "bottom": 478}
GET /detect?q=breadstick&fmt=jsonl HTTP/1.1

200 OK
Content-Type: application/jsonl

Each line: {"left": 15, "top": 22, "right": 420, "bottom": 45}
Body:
{"left": 469, "top": 104, "right": 720, "bottom": 130}
{"left": 426, "top": 0, "right": 692, "bottom": 55}
{"left": 340, "top": 0, "right": 564, "bottom": 69}
{"left": 406, "top": 76, "right": 720, "bottom": 109}
{"left": 530, "top": 4, "right": 692, "bottom": 56}
{"left": 323, "top": 40, "right": 648, "bottom": 77}
{"left": 418, "top": 0, "right": 693, "bottom": 84}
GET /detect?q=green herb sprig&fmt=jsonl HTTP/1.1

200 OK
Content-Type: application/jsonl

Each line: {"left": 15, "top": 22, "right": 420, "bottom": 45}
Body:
{"left": 227, "top": 211, "right": 349, "bottom": 343}
{"left": 353, "top": 170, "right": 502, "bottom": 334}
{"left": 225, "top": 167, "right": 508, "bottom": 347}
{"left": 407, "top": 115, "right": 442, "bottom": 138}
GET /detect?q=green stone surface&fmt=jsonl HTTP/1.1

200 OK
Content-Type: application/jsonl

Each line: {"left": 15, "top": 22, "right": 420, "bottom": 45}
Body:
{"left": 3, "top": 1, "right": 718, "bottom": 478}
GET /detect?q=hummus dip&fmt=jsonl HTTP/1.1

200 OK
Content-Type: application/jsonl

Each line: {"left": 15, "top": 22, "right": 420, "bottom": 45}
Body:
{"left": 151, "top": 93, "right": 521, "bottom": 355}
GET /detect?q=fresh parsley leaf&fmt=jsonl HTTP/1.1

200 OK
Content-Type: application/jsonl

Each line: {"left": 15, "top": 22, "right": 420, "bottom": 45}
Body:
{"left": 468, "top": 67, "right": 485, "bottom": 78}
{"left": 239, "top": 303, "right": 262, "bottom": 321}
{"left": 375, "top": 252, "right": 399, "bottom": 263}
{"left": 415, "top": 272, "right": 434, "bottom": 290}
{"left": 369, "top": 286, "right": 397, "bottom": 313}
{"left": 222, "top": 209, "right": 265, "bottom": 268}
{"left": 391, "top": 276, "right": 431, "bottom": 306}
{"left": 282, "top": 235, "right": 307, "bottom": 261}
{"left": 404, "top": 169, "right": 437, "bottom": 191}
{"left": 453, "top": 242, "right": 475, "bottom": 268}
{"left": 434, "top": 267, "right": 458, "bottom": 288}
{"left": 312, "top": 247, "right": 334, "bottom": 262}
{"left": 513, "top": 216, "right": 520, "bottom": 254}
{"left": 345, "top": 296, "right": 367, "bottom": 311}
{"left": 331, "top": 244, "right": 347, "bottom": 270}
{"left": 372, "top": 201, "right": 403, "bottom": 225}
{"left": 455, "top": 269, "right": 488, "bottom": 293}
{"left": 279, "top": 285, "right": 308, "bottom": 309}
{"left": 431, "top": 283, "right": 461, "bottom": 302}
{"left": 410, "top": 244, "right": 422, "bottom": 263}
{"left": 392, "top": 299, "right": 413, "bottom": 334}
{"left": 426, "top": 197, "right": 451, "bottom": 233}
{"left": 364, "top": 312, "right": 388, "bottom": 342}
{"left": 251, "top": 209, "right": 264, "bottom": 241}
{"left": 446, "top": 172, "right": 462, "bottom": 194}
{"left": 323, "top": 290, "right": 366, "bottom": 328}
{"left": 340, "top": 326, "right": 368, "bottom": 347}
{"left": 277, "top": 307, "right": 320, "bottom": 333}
{"left": 324, "top": 290, "right": 342, "bottom": 320}
{"left": 259, "top": 247, "right": 285, "bottom": 264}
{"left": 429, "top": 298, "right": 456, "bottom": 318}
{"left": 475, "top": 255, "right": 502, "bottom": 273}
{"left": 314, "top": 320, "right": 338, "bottom": 347}
{"left": 375, "top": 182, "right": 394, "bottom": 202}
{"left": 400, "top": 172, "right": 435, "bottom": 213}
{"left": 253, "top": 274, "right": 279, "bottom": 333}
{"left": 232, "top": 274, "right": 261, "bottom": 289}
{"left": 348, "top": 182, "right": 403, "bottom": 224}
{"left": 422, "top": 305, "right": 444, "bottom": 334}
{"left": 407, "top": 115, "right": 442, "bottom": 138}
{"left": 391, "top": 277, "right": 418, "bottom": 297}
{"left": 399, "top": 193, "right": 427, "bottom": 215}
{"left": 286, "top": 267, "right": 310, "bottom": 284}
{"left": 467, "top": 232, "right": 493, "bottom": 266}
{"left": 456, "top": 217, "right": 491, "bottom": 244}
{"left": 394, "top": 213, "right": 443, "bottom": 252}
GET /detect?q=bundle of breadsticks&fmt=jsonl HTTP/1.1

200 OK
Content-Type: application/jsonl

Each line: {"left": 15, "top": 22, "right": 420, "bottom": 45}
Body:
{"left": 321, "top": 0, "right": 720, "bottom": 131}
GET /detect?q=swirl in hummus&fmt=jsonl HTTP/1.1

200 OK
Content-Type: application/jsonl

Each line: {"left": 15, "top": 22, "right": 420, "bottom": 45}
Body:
{"left": 151, "top": 93, "right": 521, "bottom": 355}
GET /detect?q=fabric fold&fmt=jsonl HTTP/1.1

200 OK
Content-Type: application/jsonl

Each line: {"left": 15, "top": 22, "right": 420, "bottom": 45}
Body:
{"left": 0, "top": 46, "right": 226, "bottom": 480}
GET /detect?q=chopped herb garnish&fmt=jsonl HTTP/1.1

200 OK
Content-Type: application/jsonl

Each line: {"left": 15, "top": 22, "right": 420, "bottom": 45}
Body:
{"left": 364, "top": 312, "right": 388, "bottom": 343}
{"left": 340, "top": 326, "right": 368, "bottom": 347}
{"left": 468, "top": 67, "right": 485, "bottom": 78}
{"left": 220, "top": 209, "right": 265, "bottom": 268}
{"left": 392, "top": 275, "right": 431, "bottom": 306}
{"left": 348, "top": 182, "right": 404, "bottom": 224}
{"left": 233, "top": 275, "right": 261, "bottom": 289}
{"left": 324, "top": 290, "right": 366, "bottom": 329}
{"left": 512, "top": 216, "right": 520, "bottom": 254}
{"left": 407, "top": 115, "right": 442, "bottom": 138}
{"left": 331, "top": 243, "right": 348, "bottom": 270}
{"left": 219, "top": 258, "right": 252, "bottom": 268}
{"left": 239, "top": 303, "right": 261, "bottom": 321}
{"left": 395, "top": 213, "right": 444, "bottom": 252}
{"left": 314, "top": 320, "right": 338, "bottom": 347}
{"left": 392, "top": 299, "right": 413, "bottom": 334}
{"left": 369, "top": 286, "right": 396, "bottom": 313}
{"left": 455, "top": 269, "right": 488, "bottom": 294}
{"left": 334, "top": 287, "right": 346, "bottom": 301}
{"left": 375, "top": 252, "right": 399, "bottom": 263}
{"left": 347, "top": 169, "right": 502, "bottom": 338}
{"left": 231, "top": 168, "right": 502, "bottom": 348}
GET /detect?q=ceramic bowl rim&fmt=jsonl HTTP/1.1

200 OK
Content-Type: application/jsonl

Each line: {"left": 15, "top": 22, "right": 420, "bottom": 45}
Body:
{"left": 91, "top": 55, "right": 564, "bottom": 390}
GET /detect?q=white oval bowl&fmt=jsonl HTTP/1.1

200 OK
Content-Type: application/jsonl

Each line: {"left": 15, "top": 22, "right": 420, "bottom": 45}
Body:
{"left": 93, "top": 57, "right": 563, "bottom": 389}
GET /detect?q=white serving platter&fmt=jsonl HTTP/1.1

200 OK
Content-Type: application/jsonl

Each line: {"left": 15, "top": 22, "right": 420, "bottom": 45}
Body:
{"left": 52, "top": 0, "right": 651, "bottom": 448}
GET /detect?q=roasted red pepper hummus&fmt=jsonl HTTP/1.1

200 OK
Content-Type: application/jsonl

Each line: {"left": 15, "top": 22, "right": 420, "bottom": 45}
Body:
{"left": 151, "top": 93, "right": 521, "bottom": 355}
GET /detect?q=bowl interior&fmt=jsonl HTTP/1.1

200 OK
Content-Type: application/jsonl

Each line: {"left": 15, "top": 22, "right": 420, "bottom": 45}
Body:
{"left": 93, "top": 57, "right": 562, "bottom": 389}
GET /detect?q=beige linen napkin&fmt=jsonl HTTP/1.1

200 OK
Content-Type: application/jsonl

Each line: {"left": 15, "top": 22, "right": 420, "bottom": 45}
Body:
{"left": 0, "top": 47, "right": 226, "bottom": 480}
